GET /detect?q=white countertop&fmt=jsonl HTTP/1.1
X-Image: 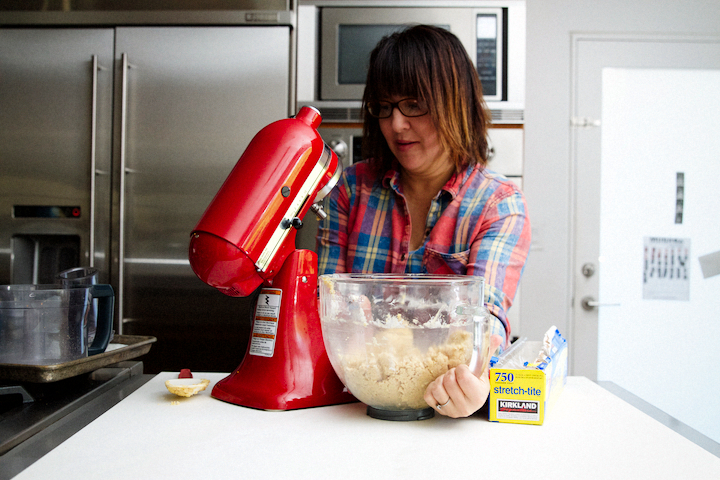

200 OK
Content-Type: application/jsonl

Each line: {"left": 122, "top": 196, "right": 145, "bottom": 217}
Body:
{"left": 14, "top": 373, "right": 720, "bottom": 480}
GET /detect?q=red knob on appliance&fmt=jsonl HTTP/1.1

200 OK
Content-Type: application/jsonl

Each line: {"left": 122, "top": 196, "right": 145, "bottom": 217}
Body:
{"left": 189, "top": 106, "right": 340, "bottom": 297}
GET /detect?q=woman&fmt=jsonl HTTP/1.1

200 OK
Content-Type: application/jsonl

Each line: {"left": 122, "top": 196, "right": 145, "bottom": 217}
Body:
{"left": 317, "top": 25, "right": 531, "bottom": 417}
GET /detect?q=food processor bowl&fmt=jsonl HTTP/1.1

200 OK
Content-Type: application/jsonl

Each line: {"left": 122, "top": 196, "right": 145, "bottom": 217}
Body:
{"left": 318, "top": 274, "right": 492, "bottom": 421}
{"left": 0, "top": 283, "right": 114, "bottom": 365}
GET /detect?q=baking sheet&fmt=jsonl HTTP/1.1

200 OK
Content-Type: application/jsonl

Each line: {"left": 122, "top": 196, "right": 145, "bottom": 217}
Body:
{"left": 0, "top": 335, "right": 156, "bottom": 383}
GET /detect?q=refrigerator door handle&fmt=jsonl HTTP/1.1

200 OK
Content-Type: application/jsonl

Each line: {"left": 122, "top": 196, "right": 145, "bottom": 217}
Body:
{"left": 90, "top": 56, "right": 110, "bottom": 268}
{"left": 90, "top": 55, "right": 98, "bottom": 268}
{"left": 118, "top": 52, "right": 130, "bottom": 334}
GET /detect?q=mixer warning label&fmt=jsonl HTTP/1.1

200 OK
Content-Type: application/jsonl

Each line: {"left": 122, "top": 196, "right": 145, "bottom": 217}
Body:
{"left": 249, "top": 288, "right": 282, "bottom": 357}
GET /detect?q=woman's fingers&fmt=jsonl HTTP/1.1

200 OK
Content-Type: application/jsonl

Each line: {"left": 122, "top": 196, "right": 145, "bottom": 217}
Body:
{"left": 424, "top": 374, "right": 448, "bottom": 408}
{"left": 444, "top": 365, "right": 489, "bottom": 417}
{"left": 455, "top": 364, "right": 489, "bottom": 402}
{"left": 424, "top": 365, "right": 490, "bottom": 418}
{"left": 424, "top": 332, "right": 503, "bottom": 418}
{"left": 423, "top": 332, "right": 505, "bottom": 418}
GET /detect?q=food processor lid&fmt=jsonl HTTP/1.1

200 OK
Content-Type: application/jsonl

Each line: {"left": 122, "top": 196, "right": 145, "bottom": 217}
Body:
{"left": 0, "top": 284, "right": 90, "bottom": 308}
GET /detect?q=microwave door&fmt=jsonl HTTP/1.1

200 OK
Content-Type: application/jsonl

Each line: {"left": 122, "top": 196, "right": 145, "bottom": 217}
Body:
{"left": 476, "top": 12, "right": 504, "bottom": 102}
{"left": 319, "top": 7, "right": 504, "bottom": 103}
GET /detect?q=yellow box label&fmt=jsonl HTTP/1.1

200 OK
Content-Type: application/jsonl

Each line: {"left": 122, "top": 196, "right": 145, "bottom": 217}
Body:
{"left": 489, "top": 368, "right": 547, "bottom": 424}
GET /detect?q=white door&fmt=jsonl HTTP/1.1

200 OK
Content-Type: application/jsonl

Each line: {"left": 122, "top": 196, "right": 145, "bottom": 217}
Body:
{"left": 571, "top": 34, "right": 720, "bottom": 443}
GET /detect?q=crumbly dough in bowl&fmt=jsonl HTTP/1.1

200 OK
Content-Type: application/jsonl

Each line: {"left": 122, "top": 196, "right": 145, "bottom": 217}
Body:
{"left": 339, "top": 328, "right": 473, "bottom": 410}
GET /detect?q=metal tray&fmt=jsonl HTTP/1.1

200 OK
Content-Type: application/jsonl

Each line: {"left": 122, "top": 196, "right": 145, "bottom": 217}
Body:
{"left": 0, "top": 335, "right": 157, "bottom": 384}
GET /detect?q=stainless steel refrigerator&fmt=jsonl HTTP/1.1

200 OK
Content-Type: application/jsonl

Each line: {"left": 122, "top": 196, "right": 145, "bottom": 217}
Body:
{"left": 0, "top": 23, "right": 293, "bottom": 372}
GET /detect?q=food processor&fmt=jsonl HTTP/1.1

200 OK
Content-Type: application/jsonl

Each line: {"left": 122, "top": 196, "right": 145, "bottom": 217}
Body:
{"left": 0, "top": 283, "right": 114, "bottom": 365}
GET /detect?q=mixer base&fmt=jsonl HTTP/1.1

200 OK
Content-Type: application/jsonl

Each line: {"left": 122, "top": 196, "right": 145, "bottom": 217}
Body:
{"left": 366, "top": 406, "right": 435, "bottom": 421}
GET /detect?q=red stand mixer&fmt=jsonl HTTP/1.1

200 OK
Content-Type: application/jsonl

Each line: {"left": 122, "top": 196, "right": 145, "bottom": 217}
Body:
{"left": 188, "top": 106, "right": 355, "bottom": 410}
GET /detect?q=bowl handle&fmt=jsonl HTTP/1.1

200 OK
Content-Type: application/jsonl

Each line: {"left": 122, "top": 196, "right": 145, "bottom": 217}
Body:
{"left": 467, "top": 307, "right": 492, "bottom": 376}
{"left": 88, "top": 284, "right": 115, "bottom": 356}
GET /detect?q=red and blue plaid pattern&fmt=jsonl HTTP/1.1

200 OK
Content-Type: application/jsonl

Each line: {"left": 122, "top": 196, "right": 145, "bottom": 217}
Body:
{"left": 317, "top": 160, "right": 531, "bottom": 341}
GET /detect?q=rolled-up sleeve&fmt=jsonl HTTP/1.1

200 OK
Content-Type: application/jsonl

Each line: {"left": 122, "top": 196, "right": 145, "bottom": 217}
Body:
{"left": 468, "top": 185, "right": 531, "bottom": 336}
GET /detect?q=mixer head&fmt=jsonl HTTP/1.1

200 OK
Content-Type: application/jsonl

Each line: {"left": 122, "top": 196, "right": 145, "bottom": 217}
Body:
{"left": 188, "top": 106, "right": 341, "bottom": 297}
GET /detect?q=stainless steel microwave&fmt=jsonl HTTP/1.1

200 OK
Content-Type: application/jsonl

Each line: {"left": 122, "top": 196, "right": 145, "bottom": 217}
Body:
{"left": 297, "top": 1, "right": 526, "bottom": 123}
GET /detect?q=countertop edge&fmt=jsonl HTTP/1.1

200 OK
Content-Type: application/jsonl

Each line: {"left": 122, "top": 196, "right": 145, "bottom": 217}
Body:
{"left": 598, "top": 380, "right": 720, "bottom": 458}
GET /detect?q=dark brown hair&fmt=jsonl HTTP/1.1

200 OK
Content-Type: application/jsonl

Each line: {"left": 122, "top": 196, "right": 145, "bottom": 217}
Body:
{"left": 361, "top": 24, "right": 491, "bottom": 172}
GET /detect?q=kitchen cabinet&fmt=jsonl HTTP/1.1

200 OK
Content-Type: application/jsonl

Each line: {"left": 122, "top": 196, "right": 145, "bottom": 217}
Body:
{"left": 487, "top": 126, "right": 524, "bottom": 177}
{"left": 0, "top": 25, "right": 292, "bottom": 373}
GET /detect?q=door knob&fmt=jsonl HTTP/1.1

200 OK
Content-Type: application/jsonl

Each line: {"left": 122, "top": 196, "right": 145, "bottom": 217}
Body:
{"left": 580, "top": 296, "right": 621, "bottom": 311}
{"left": 581, "top": 263, "right": 596, "bottom": 277}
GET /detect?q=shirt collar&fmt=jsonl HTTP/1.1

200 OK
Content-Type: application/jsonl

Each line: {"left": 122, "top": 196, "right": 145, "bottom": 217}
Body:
{"left": 382, "top": 160, "right": 475, "bottom": 199}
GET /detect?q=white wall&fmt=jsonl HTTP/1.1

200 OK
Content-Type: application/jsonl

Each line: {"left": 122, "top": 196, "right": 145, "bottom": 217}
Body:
{"left": 522, "top": 0, "right": 720, "bottom": 341}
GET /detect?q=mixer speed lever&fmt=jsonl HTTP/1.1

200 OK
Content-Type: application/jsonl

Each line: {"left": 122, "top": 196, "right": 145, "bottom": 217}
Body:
{"left": 281, "top": 217, "right": 303, "bottom": 230}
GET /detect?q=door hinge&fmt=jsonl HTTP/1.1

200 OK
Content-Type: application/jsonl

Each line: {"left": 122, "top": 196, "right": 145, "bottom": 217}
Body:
{"left": 570, "top": 117, "right": 601, "bottom": 128}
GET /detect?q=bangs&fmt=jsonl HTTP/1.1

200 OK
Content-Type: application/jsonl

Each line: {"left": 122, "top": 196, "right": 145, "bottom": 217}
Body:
{"left": 364, "top": 33, "right": 424, "bottom": 101}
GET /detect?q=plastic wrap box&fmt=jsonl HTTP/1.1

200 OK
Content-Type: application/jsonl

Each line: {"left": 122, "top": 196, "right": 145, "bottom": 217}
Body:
{"left": 489, "top": 331, "right": 568, "bottom": 425}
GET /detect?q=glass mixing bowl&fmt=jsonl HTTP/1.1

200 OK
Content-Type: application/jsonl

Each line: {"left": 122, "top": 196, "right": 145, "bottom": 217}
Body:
{"left": 318, "top": 274, "right": 492, "bottom": 421}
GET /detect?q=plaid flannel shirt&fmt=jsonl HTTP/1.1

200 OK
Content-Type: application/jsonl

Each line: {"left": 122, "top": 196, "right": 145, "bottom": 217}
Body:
{"left": 317, "top": 160, "right": 531, "bottom": 343}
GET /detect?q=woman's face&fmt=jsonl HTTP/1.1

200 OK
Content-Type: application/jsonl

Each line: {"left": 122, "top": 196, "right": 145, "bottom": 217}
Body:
{"left": 378, "top": 96, "right": 451, "bottom": 178}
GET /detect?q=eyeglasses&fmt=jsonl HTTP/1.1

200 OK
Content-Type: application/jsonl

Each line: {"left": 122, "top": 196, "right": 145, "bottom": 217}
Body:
{"left": 365, "top": 98, "right": 429, "bottom": 119}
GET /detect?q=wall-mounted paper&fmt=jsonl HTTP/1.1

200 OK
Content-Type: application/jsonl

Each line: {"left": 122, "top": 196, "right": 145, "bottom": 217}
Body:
{"left": 643, "top": 237, "right": 690, "bottom": 301}
{"left": 698, "top": 250, "right": 720, "bottom": 279}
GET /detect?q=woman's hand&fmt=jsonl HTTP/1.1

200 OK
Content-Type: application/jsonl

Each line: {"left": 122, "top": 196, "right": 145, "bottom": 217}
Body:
{"left": 424, "top": 334, "right": 503, "bottom": 418}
